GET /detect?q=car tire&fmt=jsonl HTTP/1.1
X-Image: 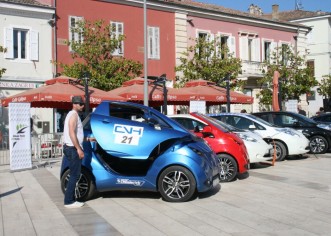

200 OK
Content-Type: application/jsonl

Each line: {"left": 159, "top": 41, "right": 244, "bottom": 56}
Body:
{"left": 217, "top": 154, "right": 238, "bottom": 182}
{"left": 309, "top": 135, "right": 328, "bottom": 154}
{"left": 61, "top": 168, "right": 96, "bottom": 202}
{"left": 274, "top": 141, "right": 287, "bottom": 161}
{"left": 158, "top": 166, "right": 196, "bottom": 202}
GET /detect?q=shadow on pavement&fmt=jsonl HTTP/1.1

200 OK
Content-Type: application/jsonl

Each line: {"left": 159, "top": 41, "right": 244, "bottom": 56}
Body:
{"left": 0, "top": 187, "right": 23, "bottom": 198}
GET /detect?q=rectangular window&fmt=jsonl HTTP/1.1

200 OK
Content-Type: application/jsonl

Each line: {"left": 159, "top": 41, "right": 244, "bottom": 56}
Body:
{"left": 69, "top": 16, "right": 83, "bottom": 51}
{"left": 13, "top": 29, "right": 27, "bottom": 59}
{"left": 307, "top": 60, "right": 315, "bottom": 77}
{"left": 248, "top": 38, "right": 253, "bottom": 61}
{"left": 148, "top": 26, "right": 160, "bottom": 59}
{"left": 281, "top": 44, "right": 289, "bottom": 65}
{"left": 4, "top": 27, "right": 39, "bottom": 61}
{"left": 110, "top": 21, "right": 124, "bottom": 56}
{"left": 220, "top": 35, "right": 228, "bottom": 59}
{"left": 263, "top": 41, "right": 271, "bottom": 62}
{"left": 239, "top": 36, "right": 260, "bottom": 62}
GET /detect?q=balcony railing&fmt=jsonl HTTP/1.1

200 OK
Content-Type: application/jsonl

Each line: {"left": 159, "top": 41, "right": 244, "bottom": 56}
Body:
{"left": 241, "top": 60, "right": 265, "bottom": 76}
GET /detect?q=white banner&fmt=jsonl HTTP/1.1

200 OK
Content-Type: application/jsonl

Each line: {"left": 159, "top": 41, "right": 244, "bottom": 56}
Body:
{"left": 190, "top": 101, "right": 206, "bottom": 114}
{"left": 9, "top": 103, "right": 32, "bottom": 170}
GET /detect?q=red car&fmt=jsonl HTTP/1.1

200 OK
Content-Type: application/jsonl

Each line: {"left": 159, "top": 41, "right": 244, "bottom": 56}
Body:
{"left": 169, "top": 113, "right": 249, "bottom": 182}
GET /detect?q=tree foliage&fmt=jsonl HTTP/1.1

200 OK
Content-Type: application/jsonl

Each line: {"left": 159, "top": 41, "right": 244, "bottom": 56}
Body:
{"left": 318, "top": 75, "right": 331, "bottom": 99}
{"left": 0, "top": 45, "right": 6, "bottom": 78}
{"left": 175, "top": 36, "right": 242, "bottom": 88}
{"left": 257, "top": 45, "right": 318, "bottom": 106}
{"left": 59, "top": 20, "right": 142, "bottom": 90}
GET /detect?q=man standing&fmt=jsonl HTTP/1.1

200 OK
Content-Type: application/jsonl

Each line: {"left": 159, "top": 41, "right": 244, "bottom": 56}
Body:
{"left": 63, "top": 96, "right": 85, "bottom": 208}
{"left": 298, "top": 105, "right": 306, "bottom": 116}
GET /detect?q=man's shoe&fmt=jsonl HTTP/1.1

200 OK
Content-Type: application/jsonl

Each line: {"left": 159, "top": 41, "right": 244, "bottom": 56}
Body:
{"left": 64, "top": 201, "right": 85, "bottom": 208}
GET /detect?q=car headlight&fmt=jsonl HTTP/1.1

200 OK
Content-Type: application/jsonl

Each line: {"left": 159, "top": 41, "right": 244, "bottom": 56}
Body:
{"left": 317, "top": 124, "right": 331, "bottom": 131}
{"left": 276, "top": 128, "right": 300, "bottom": 137}
{"left": 236, "top": 133, "right": 257, "bottom": 142}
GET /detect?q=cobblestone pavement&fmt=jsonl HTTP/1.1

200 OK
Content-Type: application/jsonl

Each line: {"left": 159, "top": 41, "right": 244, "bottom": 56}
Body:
{"left": 1, "top": 154, "right": 331, "bottom": 236}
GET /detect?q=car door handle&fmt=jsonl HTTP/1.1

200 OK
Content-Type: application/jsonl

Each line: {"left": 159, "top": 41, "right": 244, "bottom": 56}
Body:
{"left": 102, "top": 119, "right": 111, "bottom": 123}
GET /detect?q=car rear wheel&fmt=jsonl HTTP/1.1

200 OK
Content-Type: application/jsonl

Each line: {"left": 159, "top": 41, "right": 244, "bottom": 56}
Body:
{"left": 61, "top": 168, "right": 95, "bottom": 202}
{"left": 274, "top": 141, "right": 287, "bottom": 161}
{"left": 217, "top": 154, "right": 237, "bottom": 182}
{"left": 158, "top": 166, "right": 196, "bottom": 202}
{"left": 309, "top": 135, "right": 328, "bottom": 154}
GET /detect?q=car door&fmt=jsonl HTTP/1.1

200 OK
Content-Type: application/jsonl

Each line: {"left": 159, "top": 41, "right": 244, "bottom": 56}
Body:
{"left": 90, "top": 102, "right": 188, "bottom": 159}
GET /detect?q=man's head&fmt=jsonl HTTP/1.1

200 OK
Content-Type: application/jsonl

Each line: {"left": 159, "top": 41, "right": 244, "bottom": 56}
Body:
{"left": 72, "top": 96, "right": 85, "bottom": 111}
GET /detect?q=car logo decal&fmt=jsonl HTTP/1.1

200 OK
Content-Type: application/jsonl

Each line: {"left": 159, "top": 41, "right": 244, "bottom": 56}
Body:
{"left": 116, "top": 178, "right": 145, "bottom": 186}
{"left": 113, "top": 124, "right": 144, "bottom": 145}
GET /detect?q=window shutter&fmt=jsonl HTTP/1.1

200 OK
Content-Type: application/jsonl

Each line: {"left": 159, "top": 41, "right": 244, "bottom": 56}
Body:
{"left": 30, "top": 30, "right": 39, "bottom": 61}
{"left": 119, "top": 23, "right": 124, "bottom": 54}
{"left": 252, "top": 38, "right": 260, "bottom": 62}
{"left": 228, "top": 36, "right": 236, "bottom": 57}
{"left": 154, "top": 27, "right": 160, "bottom": 59}
{"left": 239, "top": 36, "right": 248, "bottom": 60}
{"left": 4, "top": 27, "right": 14, "bottom": 59}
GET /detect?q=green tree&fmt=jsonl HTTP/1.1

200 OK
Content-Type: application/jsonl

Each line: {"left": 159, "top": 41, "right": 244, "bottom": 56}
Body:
{"left": 317, "top": 75, "right": 331, "bottom": 99}
{"left": 257, "top": 45, "right": 318, "bottom": 106}
{"left": 175, "top": 36, "right": 242, "bottom": 88}
{"left": 59, "top": 20, "right": 142, "bottom": 90}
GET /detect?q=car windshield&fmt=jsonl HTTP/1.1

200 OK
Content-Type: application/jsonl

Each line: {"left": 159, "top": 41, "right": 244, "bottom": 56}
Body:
{"left": 294, "top": 112, "right": 317, "bottom": 124}
{"left": 197, "top": 113, "right": 233, "bottom": 132}
{"left": 246, "top": 114, "right": 276, "bottom": 127}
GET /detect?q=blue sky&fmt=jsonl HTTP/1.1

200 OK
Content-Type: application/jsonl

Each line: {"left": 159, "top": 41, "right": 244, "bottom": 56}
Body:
{"left": 197, "top": 0, "right": 331, "bottom": 13}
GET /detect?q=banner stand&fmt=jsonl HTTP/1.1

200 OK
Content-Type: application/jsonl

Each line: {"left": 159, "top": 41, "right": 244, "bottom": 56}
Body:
{"left": 9, "top": 103, "right": 32, "bottom": 171}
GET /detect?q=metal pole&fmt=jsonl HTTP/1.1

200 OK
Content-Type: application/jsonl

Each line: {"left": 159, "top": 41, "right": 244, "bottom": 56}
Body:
{"left": 84, "top": 72, "right": 90, "bottom": 118}
{"left": 226, "top": 74, "right": 230, "bottom": 112}
{"left": 143, "top": 0, "right": 148, "bottom": 106}
{"left": 163, "top": 76, "right": 168, "bottom": 115}
{"left": 278, "top": 78, "right": 282, "bottom": 111}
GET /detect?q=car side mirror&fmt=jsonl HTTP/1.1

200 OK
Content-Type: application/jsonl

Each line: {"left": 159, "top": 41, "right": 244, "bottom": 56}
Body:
{"left": 248, "top": 124, "right": 256, "bottom": 130}
{"left": 202, "top": 126, "right": 214, "bottom": 138}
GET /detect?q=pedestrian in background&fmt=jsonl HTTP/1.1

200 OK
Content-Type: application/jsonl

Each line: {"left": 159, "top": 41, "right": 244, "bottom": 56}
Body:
{"left": 297, "top": 105, "right": 306, "bottom": 116}
{"left": 316, "top": 107, "right": 325, "bottom": 116}
{"left": 241, "top": 109, "right": 247, "bottom": 113}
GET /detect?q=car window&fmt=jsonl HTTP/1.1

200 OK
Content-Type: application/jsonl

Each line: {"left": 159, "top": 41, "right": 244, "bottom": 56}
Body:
{"left": 108, "top": 103, "right": 171, "bottom": 128}
{"left": 272, "top": 114, "right": 298, "bottom": 126}
{"left": 172, "top": 118, "right": 206, "bottom": 131}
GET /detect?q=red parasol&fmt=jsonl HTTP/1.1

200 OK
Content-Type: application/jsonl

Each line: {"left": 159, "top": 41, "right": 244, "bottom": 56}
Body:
{"left": 168, "top": 79, "right": 253, "bottom": 105}
{"left": 1, "top": 76, "right": 126, "bottom": 109}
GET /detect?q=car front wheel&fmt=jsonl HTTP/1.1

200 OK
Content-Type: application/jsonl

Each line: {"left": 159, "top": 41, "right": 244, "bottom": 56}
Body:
{"left": 61, "top": 168, "right": 95, "bottom": 202}
{"left": 158, "top": 166, "right": 196, "bottom": 202}
{"left": 217, "top": 154, "right": 238, "bottom": 182}
{"left": 274, "top": 141, "right": 287, "bottom": 161}
{"left": 309, "top": 135, "right": 328, "bottom": 154}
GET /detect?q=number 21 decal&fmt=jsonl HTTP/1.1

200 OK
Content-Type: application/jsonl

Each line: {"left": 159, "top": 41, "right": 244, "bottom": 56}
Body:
{"left": 121, "top": 136, "right": 133, "bottom": 144}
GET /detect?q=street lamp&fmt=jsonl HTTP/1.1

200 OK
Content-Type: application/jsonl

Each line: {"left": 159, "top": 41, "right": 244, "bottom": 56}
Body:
{"left": 225, "top": 74, "right": 230, "bottom": 112}
{"left": 143, "top": 0, "right": 148, "bottom": 106}
{"left": 151, "top": 74, "right": 168, "bottom": 115}
{"left": 83, "top": 71, "right": 90, "bottom": 118}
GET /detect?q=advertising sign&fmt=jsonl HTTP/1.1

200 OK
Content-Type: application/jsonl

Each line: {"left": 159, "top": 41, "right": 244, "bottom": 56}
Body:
{"left": 9, "top": 103, "right": 32, "bottom": 170}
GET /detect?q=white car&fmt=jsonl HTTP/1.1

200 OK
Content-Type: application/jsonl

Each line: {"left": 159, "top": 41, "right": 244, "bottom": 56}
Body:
{"left": 208, "top": 113, "right": 310, "bottom": 161}
{"left": 169, "top": 114, "right": 274, "bottom": 164}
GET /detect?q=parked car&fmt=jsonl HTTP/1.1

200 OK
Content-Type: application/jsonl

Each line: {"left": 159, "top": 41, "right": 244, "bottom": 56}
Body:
{"left": 61, "top": 101, "right": 220, "bottom": 202}
{"left": 170, "top": 113, "right": 273, "bottom": 163}
{"left": 169, "top": 113, "right": 249, "bottom": 182}
{"left": 253, "top": 111, "right": 331, "bottom": 154}
{"left": 208, "top": 113, "right": 310, "bottom": 161}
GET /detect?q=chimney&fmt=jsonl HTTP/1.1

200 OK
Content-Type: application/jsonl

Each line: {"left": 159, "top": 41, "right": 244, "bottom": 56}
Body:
{"left": 248, "top": 4, "right": 255, "bottom": 15}
{"left": 272, "top": 4, "right": 279, "bottom": 20}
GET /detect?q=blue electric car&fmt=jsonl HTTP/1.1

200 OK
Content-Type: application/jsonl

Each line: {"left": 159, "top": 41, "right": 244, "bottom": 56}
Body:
{"left": 61, "top": 101, "right": 220, "bottom": 202}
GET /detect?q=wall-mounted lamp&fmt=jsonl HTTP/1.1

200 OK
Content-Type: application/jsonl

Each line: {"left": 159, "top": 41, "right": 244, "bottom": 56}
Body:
{"left": 187, "top": 18, "right": 194, "bottom": 26}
